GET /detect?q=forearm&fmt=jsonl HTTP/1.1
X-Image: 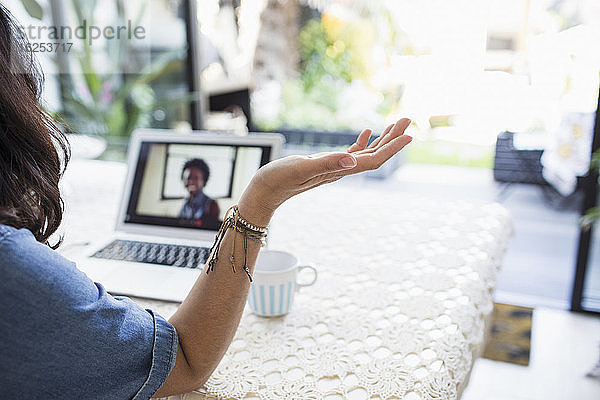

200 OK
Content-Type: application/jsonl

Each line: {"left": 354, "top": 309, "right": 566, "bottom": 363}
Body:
{"left": 159, "top": 199, "right": 273, "bottom": 394}
{"left": 152, "top": 121, "right": 411, "bottom": 396}
{"left": 169, "top": 231, "right": 257, "bottom": 383}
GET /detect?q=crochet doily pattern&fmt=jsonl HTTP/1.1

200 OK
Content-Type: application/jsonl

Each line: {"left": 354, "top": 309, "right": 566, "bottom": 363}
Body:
{"left": 148, "top": 186, "right": 512, "bottom": 400}
{"left": 59, "top": 161, "right": 511, "bottom": 400}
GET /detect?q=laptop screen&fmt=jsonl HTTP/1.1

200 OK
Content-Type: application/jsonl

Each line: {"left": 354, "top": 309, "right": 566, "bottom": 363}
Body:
{"left": 124, "top": 140, "right": 273, "bottom": 231}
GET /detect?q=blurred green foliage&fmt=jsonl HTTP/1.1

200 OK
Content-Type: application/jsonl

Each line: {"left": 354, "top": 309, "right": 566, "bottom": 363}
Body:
{"left": 56, "top": 0, "right": 192, "bottom": 139}
{"left": 255, "top": 9, "right": 410, "bottom": 133}
{"left": 299, "top": 19, "right": 355, "bottom": 91}
{"left": 19, "top": 0, "right": 43, "bottom": 19}
{"left": 259, "top": 16, "right": 375, "bottom": 132}
{"left": 406, "top": 140, "right": 495, "bottom": 169}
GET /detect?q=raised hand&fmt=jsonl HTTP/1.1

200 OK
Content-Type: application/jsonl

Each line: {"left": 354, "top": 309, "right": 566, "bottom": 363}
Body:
{"left": 238, "top": 118, "right": 412, "bottom": 225}
{"left": 159, "top": 118, "right": 412, "bottom": 396}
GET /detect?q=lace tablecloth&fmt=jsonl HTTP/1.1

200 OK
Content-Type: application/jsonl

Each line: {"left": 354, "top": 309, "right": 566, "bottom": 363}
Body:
{"left": 60, "top": 160, "right": 512, "bottom": 400}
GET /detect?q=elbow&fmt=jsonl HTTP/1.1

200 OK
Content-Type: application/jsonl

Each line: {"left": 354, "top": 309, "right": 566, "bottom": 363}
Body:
{"left": 189, "top": 369, "right": 211, "bottom": 389}
{"left": 183, "top": 359, "right": 220, "bottom": 392}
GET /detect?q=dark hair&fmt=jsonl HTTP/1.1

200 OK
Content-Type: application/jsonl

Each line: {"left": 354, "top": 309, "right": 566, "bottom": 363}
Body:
{"left": 181, "top": 158, "right": 210, "bottom": 184}
{"left": 0, "top": 4, "right": 70, "bottom": 248}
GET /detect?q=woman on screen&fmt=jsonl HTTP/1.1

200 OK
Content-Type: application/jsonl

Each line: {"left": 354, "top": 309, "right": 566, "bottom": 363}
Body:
{"left": 179, "top": 158, "right": 220, "bottom": 222}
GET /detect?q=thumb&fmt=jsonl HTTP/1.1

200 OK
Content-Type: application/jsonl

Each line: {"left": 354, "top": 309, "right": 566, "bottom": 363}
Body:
{"left": 309, "top": 152, "right": 357, "bottom": 175}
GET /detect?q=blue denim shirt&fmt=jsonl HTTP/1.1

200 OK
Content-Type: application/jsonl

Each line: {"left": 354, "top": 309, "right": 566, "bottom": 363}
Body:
{"left": 0, "top": 225, "right": 178, "bottom": 399}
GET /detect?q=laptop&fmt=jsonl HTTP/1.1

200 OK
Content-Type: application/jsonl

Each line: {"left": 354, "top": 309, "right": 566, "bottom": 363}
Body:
{"left": 72, "top": 129, "right": 284, "bottom": 302}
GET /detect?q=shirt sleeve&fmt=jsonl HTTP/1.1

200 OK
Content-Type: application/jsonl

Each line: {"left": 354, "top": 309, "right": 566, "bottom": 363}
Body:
{"left": 0, "top": 226, "right": 178, "bottom": 400}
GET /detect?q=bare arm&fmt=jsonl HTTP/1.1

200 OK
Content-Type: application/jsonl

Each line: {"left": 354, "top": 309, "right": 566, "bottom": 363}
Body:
{"left": 153, "top": 118, "right": 412, "bottom": 397}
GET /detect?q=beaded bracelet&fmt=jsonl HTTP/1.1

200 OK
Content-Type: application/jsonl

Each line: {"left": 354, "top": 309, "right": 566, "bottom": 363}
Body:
{"left": 232, "top": 205, "right": 268, "bottom": 234}
{"left": 205, "top": 205, "right": 268, "bottom": 282}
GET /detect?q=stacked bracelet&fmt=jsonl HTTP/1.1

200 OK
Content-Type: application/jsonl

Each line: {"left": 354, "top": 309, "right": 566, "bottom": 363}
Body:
{"left": 233, "top": 205, "right": 268, "bottom": 234}
{"left": 205, "top": 205, "right": 268, "bottom": 282}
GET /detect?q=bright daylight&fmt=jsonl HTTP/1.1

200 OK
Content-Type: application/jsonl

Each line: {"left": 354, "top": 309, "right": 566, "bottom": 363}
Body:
{"left": 0, "top": 0, "right": 599, "bottom": 399}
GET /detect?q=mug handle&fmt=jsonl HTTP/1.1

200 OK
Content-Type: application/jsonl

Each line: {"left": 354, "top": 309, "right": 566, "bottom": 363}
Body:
{"left": 296, "top": 263, "right": 318, "bottom": 289}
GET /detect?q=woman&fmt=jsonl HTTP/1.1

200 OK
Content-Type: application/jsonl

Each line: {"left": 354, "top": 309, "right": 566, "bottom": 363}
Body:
{"left": 179, "top": 158, "right": 220, "bottom": 223}
{"left": 0, "top": 4, "right": 412, "bottom": 399}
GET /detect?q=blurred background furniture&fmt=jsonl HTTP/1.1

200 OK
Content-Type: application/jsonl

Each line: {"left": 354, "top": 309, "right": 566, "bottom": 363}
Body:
{"left": 493, "top": 130, "right": 586, "bottom": 209}
{"left": 493, "top": 131, "right": 546, "bottom": 185}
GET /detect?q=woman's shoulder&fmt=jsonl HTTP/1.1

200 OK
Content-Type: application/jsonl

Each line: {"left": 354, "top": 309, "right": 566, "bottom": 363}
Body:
{"left": 0, "top": 224, "right": 72, "bottom": 280}
{"left": 0, "top": 224, "right": 36, "bottom": 250}
{"left": 0, "top": 224, "right": 100, "bottom": 305}
{"left": 0, "top": 224, "right": 18, "bottom": 243}
{"left": 0, "top": 224, "right": 56, "bottom": 272}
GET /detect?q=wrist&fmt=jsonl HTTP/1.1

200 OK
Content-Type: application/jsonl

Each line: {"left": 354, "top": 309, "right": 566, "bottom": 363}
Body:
{"left": 237, "top": 189, "right": 275, "bottom": 228}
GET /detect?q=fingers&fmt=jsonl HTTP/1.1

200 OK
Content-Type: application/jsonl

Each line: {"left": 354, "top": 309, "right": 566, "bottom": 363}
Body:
{"left": 301, "top": 133, "right": 412, "bottom": 184}
{"left": 295, "top": 117, "right": 411, "bottom": 186}
{"left": 347, "top": 129, "right": 372, "bottom": 153}
{"left": 357, "top": 134, "right": 412, "bottom": 171}
{"left": 366, "top": 123, "right": 395, "bottom": 149}
{"left": 366, "top": 118, "right": 411, "bottom": 151}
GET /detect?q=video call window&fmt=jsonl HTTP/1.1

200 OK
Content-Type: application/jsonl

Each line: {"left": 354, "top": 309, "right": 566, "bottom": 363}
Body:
{"left": 161, "top": 144, "right": 236, "bottom": 200}
{"left": 125, "top": 141, "right": 268, "bottom": 230}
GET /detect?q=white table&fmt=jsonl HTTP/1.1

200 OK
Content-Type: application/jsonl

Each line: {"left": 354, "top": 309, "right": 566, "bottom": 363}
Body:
{"left": 59, "top": 159, "right": 512, "bottom": 400}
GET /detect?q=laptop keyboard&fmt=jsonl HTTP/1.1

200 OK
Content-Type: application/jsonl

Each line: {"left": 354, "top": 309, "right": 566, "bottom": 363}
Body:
{"left": 91, "top": 239, "right": 209, "bottom": 269}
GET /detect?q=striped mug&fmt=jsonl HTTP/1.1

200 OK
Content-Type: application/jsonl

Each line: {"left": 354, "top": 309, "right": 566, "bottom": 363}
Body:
{"left": 247, "top": 250, "right": 317, "bottom": 317}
